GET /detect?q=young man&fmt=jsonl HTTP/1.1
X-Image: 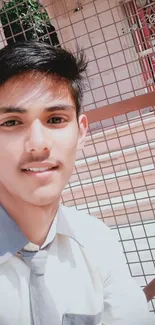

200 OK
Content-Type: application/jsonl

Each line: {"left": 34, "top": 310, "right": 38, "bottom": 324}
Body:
{"left": 0, "top": 40, "right": 153, "bottom": 325}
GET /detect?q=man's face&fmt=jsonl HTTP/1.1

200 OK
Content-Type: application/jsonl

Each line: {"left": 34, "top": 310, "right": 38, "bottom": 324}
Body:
{"left": 0, "top": 73, "right": 87, "bottom": 206}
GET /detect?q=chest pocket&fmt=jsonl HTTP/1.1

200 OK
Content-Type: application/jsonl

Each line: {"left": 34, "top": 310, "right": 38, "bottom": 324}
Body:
{"left": 62, "top": 312, "right": 102, "bottom": 325}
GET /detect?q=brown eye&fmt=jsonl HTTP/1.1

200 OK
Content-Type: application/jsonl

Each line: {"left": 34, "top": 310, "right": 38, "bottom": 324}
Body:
{"left": 47, "top": 117, "right": 65, "bottom": 124}
{"left": 1, "top": 120, "right": 21, "bottom": 127}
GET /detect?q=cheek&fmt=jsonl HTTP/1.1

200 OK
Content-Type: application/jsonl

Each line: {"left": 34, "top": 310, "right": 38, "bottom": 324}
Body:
{"left": 55, "top": 131, "right": 78, "bottom": 167}
{"left": 57, "top": 135, "right": 78, "bottom": 158}
{"left": 58, "top": 124, "right": 79, "bottom": 147}
{"left": 0, "top": 136, "right": 23, "bottom": 165}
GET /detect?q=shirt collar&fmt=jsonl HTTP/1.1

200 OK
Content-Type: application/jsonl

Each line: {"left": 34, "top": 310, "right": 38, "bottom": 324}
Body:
{"left": 0, "top": 204, "right": 83, "bottom": 264}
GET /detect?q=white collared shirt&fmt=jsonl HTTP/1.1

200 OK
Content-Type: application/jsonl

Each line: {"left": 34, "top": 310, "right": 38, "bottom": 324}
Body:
{"left": 0, "top": 204, "right": 154, "bottom": 325}
{"left": 23, "top": 214, "right": 58, "bottom": 252}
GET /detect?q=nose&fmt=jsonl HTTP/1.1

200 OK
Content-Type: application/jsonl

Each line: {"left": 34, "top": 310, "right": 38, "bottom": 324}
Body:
{"left": 25, "top": 120, "right": 52, "bottom": 153}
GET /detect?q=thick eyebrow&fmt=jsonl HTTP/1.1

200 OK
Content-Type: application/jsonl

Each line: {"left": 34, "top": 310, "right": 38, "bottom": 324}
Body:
{"left": 0, "top": 107, "right": 27, "bottom": 114}
{"left": 0, "top": 105, "right": 75, "bottom": 114}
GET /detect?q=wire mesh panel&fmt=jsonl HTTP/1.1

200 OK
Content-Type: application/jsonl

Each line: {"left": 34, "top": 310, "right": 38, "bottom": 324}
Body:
{"left": 1, "top": 0, "right": 155, "bottom": 108}
{"left": 62, "top": 106, "right": 155, "bottom": 314}
{"left": 0, "top": 0, "right": 154, "bottom": 314}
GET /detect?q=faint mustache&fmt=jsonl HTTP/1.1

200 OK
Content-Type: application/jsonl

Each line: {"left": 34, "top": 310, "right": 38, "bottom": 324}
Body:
{"left": 19, "top": 150, "right": 50, "bottom": 166}
{"left": 19, "top": 156, "right": 60, "bottom": 169}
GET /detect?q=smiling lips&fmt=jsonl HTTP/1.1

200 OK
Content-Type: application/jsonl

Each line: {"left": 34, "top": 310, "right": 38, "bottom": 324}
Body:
{"left": 21, "top": 162, "right": 58, "bottom": 173}
{"left": 23, "top": 167, "right": 57, "bottom": 172}
{"left": 21, "top": 165, "right": 59, "bottom": 181}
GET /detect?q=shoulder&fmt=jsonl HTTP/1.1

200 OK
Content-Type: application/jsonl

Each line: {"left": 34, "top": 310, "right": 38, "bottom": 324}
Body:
{"left": 60, "top": 204, "right": 113, "bottom": 248}
{"left": 60, "top": 205, "right": 128, "bottom": 275}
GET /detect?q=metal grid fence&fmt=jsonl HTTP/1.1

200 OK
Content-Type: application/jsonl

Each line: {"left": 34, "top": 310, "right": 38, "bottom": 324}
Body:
{"left": 0, "top": 0, "right": 155, "bottom": 314}
{"left": 62, "top": 104, "right": 155, "bottom": 313}
{"left": 1, "top": 0, "right": 155, "bottom": 109}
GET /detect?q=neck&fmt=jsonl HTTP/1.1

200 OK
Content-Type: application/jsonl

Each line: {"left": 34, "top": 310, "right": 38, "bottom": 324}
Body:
{"left": 0, "top": 187, "right": 59, "bottom": 246}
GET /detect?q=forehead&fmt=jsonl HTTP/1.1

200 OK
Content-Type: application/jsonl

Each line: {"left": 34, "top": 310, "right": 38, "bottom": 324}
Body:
{"left": 0, "top": 72, "right": 74, "bottom": 109}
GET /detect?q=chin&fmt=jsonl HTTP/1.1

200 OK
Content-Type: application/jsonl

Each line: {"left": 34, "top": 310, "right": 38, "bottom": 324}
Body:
{"left": 24, "top": 189, "right": 60, "bottom": 206}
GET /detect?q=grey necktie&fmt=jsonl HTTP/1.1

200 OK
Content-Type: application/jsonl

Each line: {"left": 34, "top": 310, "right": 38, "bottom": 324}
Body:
{"left": 19, "top": 246, "right": 60, "bottom": 325}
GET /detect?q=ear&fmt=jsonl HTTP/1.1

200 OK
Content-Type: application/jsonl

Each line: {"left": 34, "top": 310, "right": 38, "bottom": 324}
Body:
{"left": 77, "top": 114, "right": 88, "bottom": 150}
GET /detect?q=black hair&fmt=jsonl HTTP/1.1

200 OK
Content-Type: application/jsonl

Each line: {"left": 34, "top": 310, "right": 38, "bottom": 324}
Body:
{"left": 0, "top": 40, "right": 88, "bottom": 117}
